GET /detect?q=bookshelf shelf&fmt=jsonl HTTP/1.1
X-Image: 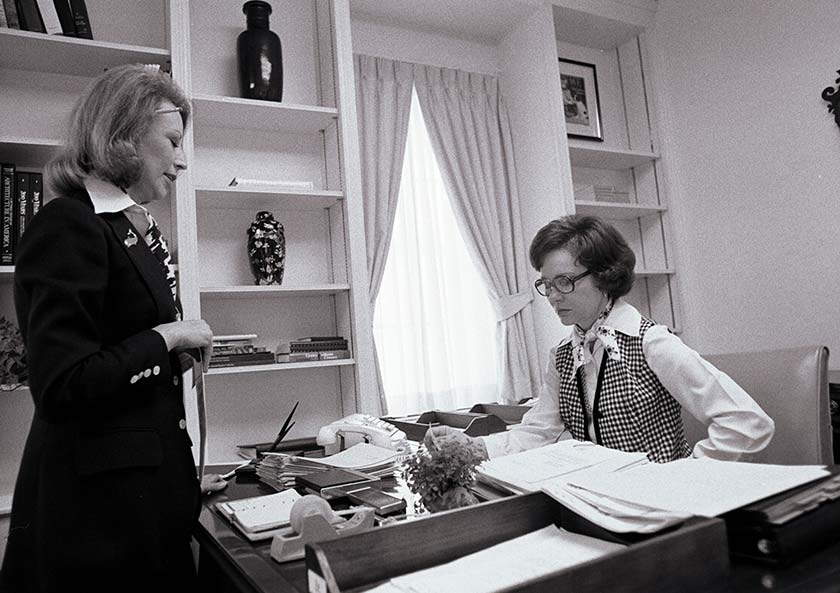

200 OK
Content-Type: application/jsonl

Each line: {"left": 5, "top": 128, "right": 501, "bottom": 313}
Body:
{"left": 568, "top": 142, "right": 659, "bottom": 170}
{"left": 0, "top": 266, "right": 14, "bottom": 279}
{"left": 200, "top": 284, "right": 351, "bottom": 299}
{"left": 206, "top": 358, "right": 355, "bottom": 376}
{"left": 0, "top": 28, "right": 169, "bottom": 77}
{"left": 196, "top": 187, "right": 343, "bottom": 211}
{"left": 191, "top": 94, "right": 339, "bottom": 133}
{"left": 0, "top": 137, "right": 62, "bottom": 168}
{"left": 574, "top": 200, "right": 666, "bottom": 220}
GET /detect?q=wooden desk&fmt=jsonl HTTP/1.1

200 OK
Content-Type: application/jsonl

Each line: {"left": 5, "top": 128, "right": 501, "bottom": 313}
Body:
{"left": 195, "top": 468, "right": 840, "bottom": 593}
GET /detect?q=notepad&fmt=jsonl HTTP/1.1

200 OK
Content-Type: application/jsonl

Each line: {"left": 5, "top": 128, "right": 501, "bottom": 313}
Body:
{"left": 217, "top": 489, "right": 302, "bottom": 534}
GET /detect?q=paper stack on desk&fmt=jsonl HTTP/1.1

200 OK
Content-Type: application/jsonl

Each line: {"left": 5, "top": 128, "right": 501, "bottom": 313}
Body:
{"left": 216, "top": 489, "right": 302, "bottom": 541}
{"left": 565, "top": 458, "right": 829, "bottom": 518}
{"left": 257, "top": 443, "right": 400, "bottom": 491}
{"left": 478, "top": 442, "right": 830, "bottom": 534}
{"left": 477, "top": 441, "right": 687, "bottom": 534}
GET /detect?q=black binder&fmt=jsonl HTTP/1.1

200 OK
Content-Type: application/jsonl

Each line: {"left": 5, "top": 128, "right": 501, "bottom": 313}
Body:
{"left": 724, "top": 470, "right": 840, "bottom": 565}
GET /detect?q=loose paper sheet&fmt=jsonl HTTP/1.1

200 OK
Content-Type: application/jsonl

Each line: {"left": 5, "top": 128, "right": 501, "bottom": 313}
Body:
{"left": 368, "top": 525, "right": 624, "bottom": 593}
{"left": 478, "top": 440, "right": 648, "bottom": 492}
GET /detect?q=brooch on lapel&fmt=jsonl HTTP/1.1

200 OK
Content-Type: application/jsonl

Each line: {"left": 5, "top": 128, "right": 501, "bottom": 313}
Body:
{"left": 124, "top": 228, "right": 138, "bottom": 248}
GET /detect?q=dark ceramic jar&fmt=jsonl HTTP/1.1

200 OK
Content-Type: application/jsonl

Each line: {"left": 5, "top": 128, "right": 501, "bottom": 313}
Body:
{"left": 237, "top": 1, "right": 283, "bottom": 102}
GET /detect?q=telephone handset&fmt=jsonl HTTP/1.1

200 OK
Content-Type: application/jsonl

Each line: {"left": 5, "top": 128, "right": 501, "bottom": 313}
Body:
{"left": 316, "top": 414, "right": 407, "bottom": 456}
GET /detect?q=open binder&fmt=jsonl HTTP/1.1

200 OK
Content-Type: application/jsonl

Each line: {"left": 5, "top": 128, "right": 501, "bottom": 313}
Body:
{"left": 724, "top": 470, "right": 840, "bottom": 565}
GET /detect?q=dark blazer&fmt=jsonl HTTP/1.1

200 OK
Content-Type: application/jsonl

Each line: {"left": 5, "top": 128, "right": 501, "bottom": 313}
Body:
{"left": 0, "top": 190, "right": 200, "bottom": 593}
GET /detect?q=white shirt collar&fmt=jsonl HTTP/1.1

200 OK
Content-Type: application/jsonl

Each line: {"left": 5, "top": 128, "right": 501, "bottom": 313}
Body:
{"left": 84, "top": 176, "right": 140, "bottom": 214}
{"left": 557, "top": 298, "right": 641, "bottom": 346}
{"left": 606, "top": 299, "right": 641, "bottom": 337}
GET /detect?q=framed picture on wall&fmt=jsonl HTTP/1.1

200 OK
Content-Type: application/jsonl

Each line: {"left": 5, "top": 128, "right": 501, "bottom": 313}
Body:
{"left": 559, "top": 58, "right": 603, "bottom": 141}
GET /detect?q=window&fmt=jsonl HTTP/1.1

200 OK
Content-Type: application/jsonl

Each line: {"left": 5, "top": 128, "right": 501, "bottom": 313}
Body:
{"left": 373, "top": 89, "right": 498, "bottom": 416}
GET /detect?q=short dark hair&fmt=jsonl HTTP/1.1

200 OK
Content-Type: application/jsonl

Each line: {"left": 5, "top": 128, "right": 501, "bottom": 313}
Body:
{"left": 529, "top": 215, "right": 636, "bottom": 299}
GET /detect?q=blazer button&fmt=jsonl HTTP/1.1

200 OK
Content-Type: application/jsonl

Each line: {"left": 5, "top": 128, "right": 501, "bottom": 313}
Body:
{"left": 130, "top": 375, "right": 139, "bottom": 384}
{"left": 179, "top": 419, "right": 187, "bottom": 430}
{"left": 143, "top": 368, "right": 152, "bottom": 378}
{"left": 153, "top": 365, "right": 161, "bottom": 376}
{"left": 172, "top": 375, "right": 179, "bottom": 386}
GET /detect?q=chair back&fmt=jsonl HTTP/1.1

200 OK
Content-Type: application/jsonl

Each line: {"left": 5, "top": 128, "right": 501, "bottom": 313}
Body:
{"left": 681, "top": 345, "right": 832, "bottom": 465}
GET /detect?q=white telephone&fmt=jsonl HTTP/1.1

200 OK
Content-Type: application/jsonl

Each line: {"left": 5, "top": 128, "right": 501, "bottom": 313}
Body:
{"left": 316, "top": 414, "right": 407, "bottom": 456}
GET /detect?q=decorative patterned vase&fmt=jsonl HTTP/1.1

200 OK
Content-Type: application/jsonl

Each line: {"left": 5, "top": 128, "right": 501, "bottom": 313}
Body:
{"left": 237, "top": 1, "right": 283, "bottom": 102}
{"left": 247, "top": 211, "right": 285, "bottom": 285}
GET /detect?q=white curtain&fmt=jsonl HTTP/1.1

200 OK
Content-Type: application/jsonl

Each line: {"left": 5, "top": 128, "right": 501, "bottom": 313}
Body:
{"left": 412, "top": 64, "right": 539, "bottom": 402}
{"left": 354, "top": 55, "right": 414, "bottom": 415}
{"left": 373, "top": 89, "right": 499, "bottom": 416}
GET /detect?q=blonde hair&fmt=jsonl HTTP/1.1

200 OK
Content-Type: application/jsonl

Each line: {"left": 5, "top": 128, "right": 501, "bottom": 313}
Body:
{"left": 46, "top": 64, "right": 191, "bottom": 196}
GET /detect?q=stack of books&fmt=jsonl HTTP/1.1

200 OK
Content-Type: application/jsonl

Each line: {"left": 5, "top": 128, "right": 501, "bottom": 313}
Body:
{"left": 0, "top": 0, "right": 93, "bottom": 39}
{"left": 1, "top": 164, "right": 44, "bottom": 265}
{"left": 209, "top": 334, "right": 275, "bottom": 368}
{"left": 276, "top": 336, "right": 350, "bottom": 363}
{"left": 574, "top": 185, "right": 631, "bottom": 204}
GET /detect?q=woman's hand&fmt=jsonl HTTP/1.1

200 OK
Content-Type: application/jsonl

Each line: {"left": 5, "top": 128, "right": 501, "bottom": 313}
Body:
{"left": 153, "top": 319, "right": 213, "bottom": 371}
{"left": 201, "top": 474, "right": 228, "bottom": 496}
{"left": 423, "top": 426, "right": 489, "bottom": 461}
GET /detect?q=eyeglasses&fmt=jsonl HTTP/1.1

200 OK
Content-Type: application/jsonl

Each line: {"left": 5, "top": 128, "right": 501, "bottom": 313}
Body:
{"left": 534, "top": 270, "right": 591, "bottom": 296}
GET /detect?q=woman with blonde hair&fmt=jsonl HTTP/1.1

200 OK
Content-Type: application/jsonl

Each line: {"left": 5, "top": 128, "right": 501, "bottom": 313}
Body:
{"left": 1, "top": 64, "right": 218, "bottom": 592}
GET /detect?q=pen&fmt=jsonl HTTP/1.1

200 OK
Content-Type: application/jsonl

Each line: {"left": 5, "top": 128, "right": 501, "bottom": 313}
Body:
{"left": 269, "top": 400, "right": 299, "bottom": 452}
{"left": 221, "top": 460, "right": 253, "bottom": 480}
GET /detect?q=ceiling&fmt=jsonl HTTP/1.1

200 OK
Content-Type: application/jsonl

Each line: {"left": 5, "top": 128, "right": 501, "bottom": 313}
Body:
{"left": 349, "top": 0, "right": 541, "bottom": 45}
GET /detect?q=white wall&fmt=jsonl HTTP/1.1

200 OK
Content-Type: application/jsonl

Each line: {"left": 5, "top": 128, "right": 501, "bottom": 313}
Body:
{"left": 350, "top": 18, "right": 499, "bottom": 74}
{"left": 651, "top": 0, "right": 840, "bottom": 368}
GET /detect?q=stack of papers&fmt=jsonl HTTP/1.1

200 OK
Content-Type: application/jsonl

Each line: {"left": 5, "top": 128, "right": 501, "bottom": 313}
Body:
{"left": 565, "top": 458, "right": 829, "bottom": 518}
{"left": 478, "top": 442, "right": 830, "bottom": 535}
{"left": 368, "top": 525, "right": 624, "bottom": 593}
{"left": 216, "top": 489, "right": 301, "bottom": 541}
{"left": 257, "top": 443, "right": 400, "bottom": 491}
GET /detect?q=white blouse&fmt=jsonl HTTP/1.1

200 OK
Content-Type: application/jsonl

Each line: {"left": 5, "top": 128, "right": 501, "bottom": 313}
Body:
{"left": 482, "top": 300, "right": 775, "bottom": 461}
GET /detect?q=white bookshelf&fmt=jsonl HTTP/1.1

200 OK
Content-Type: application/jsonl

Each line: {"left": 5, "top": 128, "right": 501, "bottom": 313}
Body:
{"left": 191, "top": 94, "right": 338, "bottom": 133}
{"left": 200, "top": 284, "right": 350, "bottom": 299}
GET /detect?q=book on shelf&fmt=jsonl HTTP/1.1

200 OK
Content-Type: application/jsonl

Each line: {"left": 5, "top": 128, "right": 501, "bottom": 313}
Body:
{"left": 213, "top": 333, "right": 258, "bottom": 343}
{"left": 67, "top": 0, "right": 90, "bottom": 38}
{"left": 14, "top": 172, "right": 30, "bottom": 256}
{"left": 51, "top": 0, "right": 76, "bottom": 35}
{"left": 15, "top": 0, "right": 45, "bottom": 32}
{"left": 0, "top": 3, "right": 8, "bottom": 27}
{"left": 212, "top": 344, "right": 260, "bottom": 356}
{"left": 291, "top": 340, "right": 349, "bottom": 352}
{"left": 277, "top": 337, "right": 349, "bottom": 354}
{"left": 208, "top": 351, "right": 276, "bottom": 368}
{"left": 316, "top": 350, "right": 351, "bottom": 361}
{"left": 1, "top": 0, "right": 20, "bottom": 29}
{"left": 28, "top": 172, "right": 42, "bottom": 222}
{"left": 574, "top": 185, "right": 631, "bottom": 204}
{"left": 1, "top": 163, "right": 14, "bottom": 265}
{"left": 274, "top": 350, "right": 351, "bottom": 363}
{"left": 34, "top": 0, "right": 61, "bottom": 34}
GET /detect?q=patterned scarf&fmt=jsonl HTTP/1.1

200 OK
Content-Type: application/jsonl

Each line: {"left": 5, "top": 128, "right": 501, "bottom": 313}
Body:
{"left": 571, "top": 299, "right": 620, "bottom": 371}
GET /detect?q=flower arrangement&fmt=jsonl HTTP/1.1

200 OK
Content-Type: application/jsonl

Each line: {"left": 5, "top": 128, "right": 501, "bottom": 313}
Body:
{"left": 402, "top": 437, "right": 484, "bottom": 513}
{"left": 0, "top": 316, "right": 27, "bottom": 390}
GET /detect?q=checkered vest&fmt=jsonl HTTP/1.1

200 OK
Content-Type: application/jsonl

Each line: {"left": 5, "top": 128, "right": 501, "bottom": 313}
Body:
{"left": 555, "top": 316, "right": 691, "bottom": 463}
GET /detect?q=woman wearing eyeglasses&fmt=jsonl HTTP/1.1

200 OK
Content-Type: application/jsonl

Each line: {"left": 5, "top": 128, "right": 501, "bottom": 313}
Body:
{"left": 427, "top": 215, "right": 773, "bottom": 463}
